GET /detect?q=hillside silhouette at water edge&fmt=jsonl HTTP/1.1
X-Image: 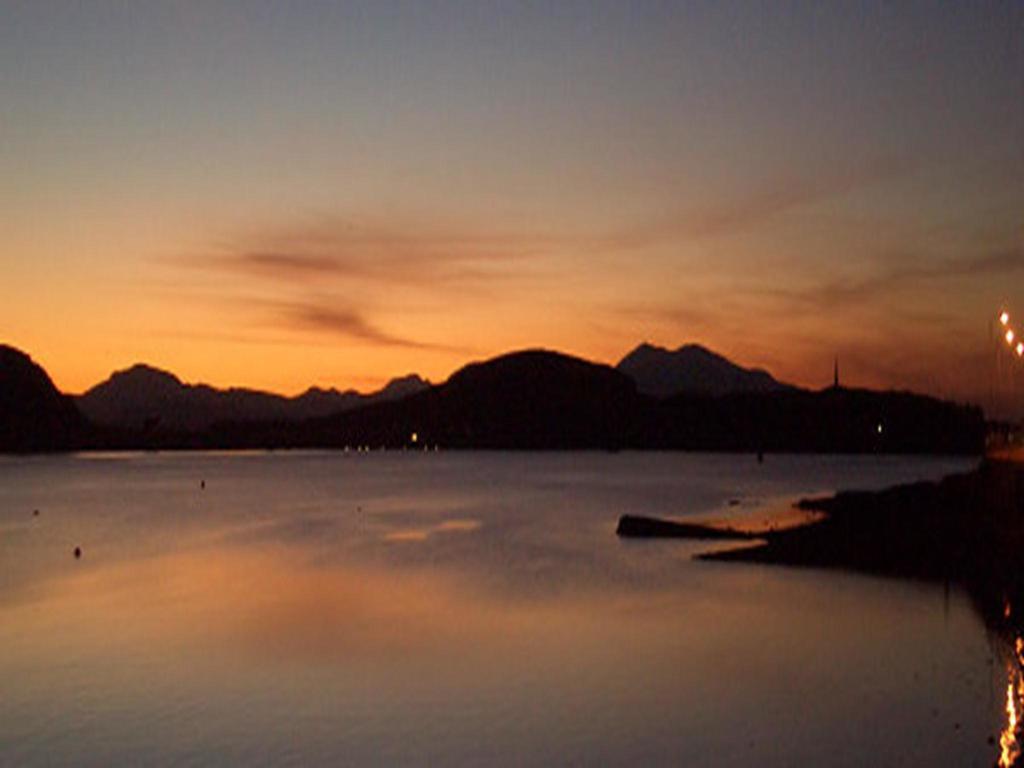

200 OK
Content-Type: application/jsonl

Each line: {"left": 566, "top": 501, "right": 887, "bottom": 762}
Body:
{"left": 0, "top": 345, "right": 87, "bottom": 452}
{"left": 0, "top": 343, "right": 985, "bottom": 454}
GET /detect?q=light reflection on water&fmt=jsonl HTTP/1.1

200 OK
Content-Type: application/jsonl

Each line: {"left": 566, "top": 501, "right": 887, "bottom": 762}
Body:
{"left": 999, "top": 625, "right": 1024, "bottom": 767}
{"left": 0, "top": 451, "right": 1001, "bottom": 766}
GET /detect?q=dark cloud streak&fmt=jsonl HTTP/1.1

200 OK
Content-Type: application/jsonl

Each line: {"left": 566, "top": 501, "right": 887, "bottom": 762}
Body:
{"left": 279, "top": 301, "right": 470, "bottom": 354}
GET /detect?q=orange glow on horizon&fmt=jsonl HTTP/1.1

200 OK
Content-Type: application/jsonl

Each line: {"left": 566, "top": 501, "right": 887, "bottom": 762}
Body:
{"left": 1, "top": 2, "right": 1021, "bottom": 411}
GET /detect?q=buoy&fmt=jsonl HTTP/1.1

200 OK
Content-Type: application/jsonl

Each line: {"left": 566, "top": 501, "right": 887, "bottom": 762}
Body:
{"left": 200, "top": 480, "right": 205, "bottom": 489}
{"left": 74, "top": 546, "right": 81, "bottom": 559}
{"left": 32, "top": 509, "right": 39, "bottom": 516}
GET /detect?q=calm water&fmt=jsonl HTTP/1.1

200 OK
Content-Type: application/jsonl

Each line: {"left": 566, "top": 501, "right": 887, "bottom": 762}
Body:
{"left": 0, "top": 451, "right": 1006, "bottom": 766}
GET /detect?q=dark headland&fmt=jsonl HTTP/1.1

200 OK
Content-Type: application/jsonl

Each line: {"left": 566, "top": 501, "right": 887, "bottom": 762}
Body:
{"left": 617, "top": 455, "right": 1024, "bottom": 763}
{"left": 619, "top": 457, "right": 1024, "bottom": 642}
{"left": 616, "top": 514, "right": 759, "bottom": 540}
{"left": 0, "top": 345, "right": 88, "bottom": 452}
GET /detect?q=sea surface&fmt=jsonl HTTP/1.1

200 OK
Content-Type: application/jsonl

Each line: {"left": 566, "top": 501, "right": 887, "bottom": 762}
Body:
{"left": 0, "top": 451, "right": 1007, "bottom": 766}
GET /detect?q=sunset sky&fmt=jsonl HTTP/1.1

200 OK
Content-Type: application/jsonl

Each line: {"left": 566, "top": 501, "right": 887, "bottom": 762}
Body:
{"left": 3, "top": 2, "right": 1022, "bottom": 411}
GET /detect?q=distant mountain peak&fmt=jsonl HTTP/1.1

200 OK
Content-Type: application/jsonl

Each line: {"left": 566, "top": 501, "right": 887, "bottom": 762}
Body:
{"left": 302, "top": 385, "right": 340, "bottom": 396}
{"left": 77, "top": 363, "right": 430, "bottom": 431}
{"left": 108, "top": 363, "right": 183, "bottom": 388}
{"left": 616, "top": 341, "right": 792, "bottom": 398}
{"left": 379, "top": 373, "right": 429, "bottom": 398}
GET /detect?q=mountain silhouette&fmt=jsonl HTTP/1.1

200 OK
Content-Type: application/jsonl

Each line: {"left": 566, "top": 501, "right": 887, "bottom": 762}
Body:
{"left": 617, "top": 342, "right": 792, "bottom": 397}
{"left": 218, "top": 348, "right": 981, "bottom": 455}
{"left": 0, "top": 342, "right": 985, "bottom": 454}
{"left": 297, "top": 349, "right": 644, "bottom": 450}
{"left": 77, "top": 363, "right": 428, "bottom": 432}
{"left": 0, "top": 345, "right": 86, "bottom": 451}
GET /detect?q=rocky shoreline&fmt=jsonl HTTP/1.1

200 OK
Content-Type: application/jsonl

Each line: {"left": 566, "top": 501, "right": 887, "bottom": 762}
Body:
{"left": 621, "top": 458, "right": 1024, "bottom": 766}
{"left": 619, "top": 458, "right": 1024, "bottom": 636}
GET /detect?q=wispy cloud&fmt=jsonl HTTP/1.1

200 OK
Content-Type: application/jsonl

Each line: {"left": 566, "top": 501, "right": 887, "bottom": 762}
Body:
{"left": 277, "top": 300, "right": 470, "bottom": 353}
{"left": 203, "top": 216, "right": 565, "bottom": 292}
{"left": 168, "top": 215, "right": 570, "bottom": 350}
{"left": 601, "top": 156, "right": 915, "bottom": 250}
{"left": 234, "top": 252, "right": 345, "bottom": 278}
{"left": 163, "top": 155, "right": 957, "bottom": 366}
{"left": 620, "top": 247, "right": 1022, "bottom": 340}
{"left": 774, "top": 248, "right": 1024, "bottom": 310}
{"left": 193, "top": 156, "right": 916, "bottom": 293}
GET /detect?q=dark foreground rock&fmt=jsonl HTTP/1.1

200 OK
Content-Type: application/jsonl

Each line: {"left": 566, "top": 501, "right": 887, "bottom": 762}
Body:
{"left": 689, "top": 458, "right": 1024, "bottom": 765}
{"left": 616, "top": 514, "right": 756, "bottom": 540}
{"left": 700, "top": 459, "right": 1024, "bottom": 635}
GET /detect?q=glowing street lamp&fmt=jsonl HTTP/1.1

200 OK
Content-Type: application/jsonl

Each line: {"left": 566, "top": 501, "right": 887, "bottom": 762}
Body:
{"left": 1002, "top": 311, "right": 1011, "bottom": 326}
{"left": 1017, "top": 342, "right": 1023, "bottom": 357}
{"left": 1008, "top": 330, "right": 1016, "bottom": 345}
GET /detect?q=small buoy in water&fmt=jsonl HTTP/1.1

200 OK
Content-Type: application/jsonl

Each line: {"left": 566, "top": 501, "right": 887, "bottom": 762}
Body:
{"left": 73, "top": 546, "right": 81, "bottom": 559}
{"left": 200, "top": 480, "right": 205, "bottom": 489}
{"left": 32, "top": 509, "right": 39, "bottom": 516}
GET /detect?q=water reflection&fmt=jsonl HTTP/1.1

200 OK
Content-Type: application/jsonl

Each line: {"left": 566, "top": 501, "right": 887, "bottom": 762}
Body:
{"left": 0, "top": 452, "right": 994, "bottom": 766}
{"left": 999, "top": 622, "right": 1024, "bottom": 767}
{"left": 384, "top": 518, "right": 482, "bottom": 543}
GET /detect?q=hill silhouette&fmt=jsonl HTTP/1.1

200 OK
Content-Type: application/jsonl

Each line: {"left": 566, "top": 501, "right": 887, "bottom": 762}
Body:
{"left": 307, "top": 349, "right": 644, "bottom": 449}
{"left": 0, "top": 342, "right": 986, "bottom": 454}
{"left": 648, "top": 386, "right": 983, "bottom": 454}
{"left": 617, "top": 342, "right": 791, "bottom": 397}
{"left": 0, "top": 345, "right": 86, "bottom": 451}
{"left": 186, "top": 349, "right": 983, "bottom": 455}
{"left": 77, "top": 363, "right": 428, "bottom": 432}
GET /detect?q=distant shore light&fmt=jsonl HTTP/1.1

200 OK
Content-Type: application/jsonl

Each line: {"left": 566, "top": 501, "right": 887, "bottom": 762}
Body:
{"left": 1007, "top": 330, "right": 1016, "bottom": 344}
{"left": 1017, "top": 342, "right": 1023, "bottom": 357}
{"left": 1001, "top": 311, "right": 1010, "bottom": 325}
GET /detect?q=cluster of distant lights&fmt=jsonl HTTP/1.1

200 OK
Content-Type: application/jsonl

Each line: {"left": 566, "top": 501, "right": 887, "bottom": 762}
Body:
{"left": 341, "top": 434, "right": 440, "bottom": 452}
{"left": 1000, "top": 311, "right": 1024, "bottom": 357}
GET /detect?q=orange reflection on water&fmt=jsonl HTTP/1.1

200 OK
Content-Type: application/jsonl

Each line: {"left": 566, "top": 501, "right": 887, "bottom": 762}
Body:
{"left": 1002, "top": 677, "right": 1020, "bottom": 768}
{"left": 383, "top": 518, "right": 481, "bottom": 542}
{"left": 998, "top": 629, "right": 1024, "bottom": 767}
{"left": 0, "top": 544, "right": 694, "bottom": 673}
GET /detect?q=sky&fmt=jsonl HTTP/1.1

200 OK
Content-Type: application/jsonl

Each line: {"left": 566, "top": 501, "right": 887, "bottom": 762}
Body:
{"left": 2, "top": 1, "right": 1022, "bottom": 412}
